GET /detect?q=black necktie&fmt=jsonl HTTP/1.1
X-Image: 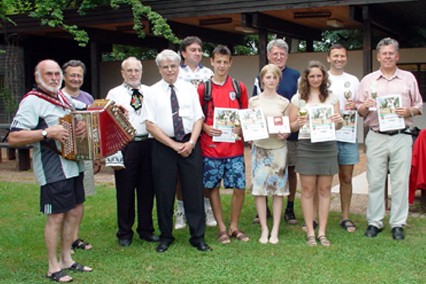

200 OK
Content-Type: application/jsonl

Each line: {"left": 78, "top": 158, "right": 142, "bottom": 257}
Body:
{"left": 170, "top": 85, "right": 185, "bottom": 140}
{"left": 130, "top": 89, "right": 143, "bottom": 111}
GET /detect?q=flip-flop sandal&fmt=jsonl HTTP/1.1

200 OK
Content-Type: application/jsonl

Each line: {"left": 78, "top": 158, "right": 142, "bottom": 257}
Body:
{"left": 217, "top": 231, "right": 231, "bottom": 244}
{"left": 71, "top": 239, "right": 92, "bottom": 250}
{"left": 46, "top": 270, "right": 73, "bottom": 282}
{"left": 340, "top": 219, "right": 357, "bottom": 233}
{"left": 68, "top": 262, "right": 93, "bottom": 273}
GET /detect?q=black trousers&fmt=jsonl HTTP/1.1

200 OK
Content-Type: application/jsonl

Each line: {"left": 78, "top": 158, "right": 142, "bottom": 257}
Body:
{"left": 114, "top": 139, "right": 155, "bottom": 240}
{"left": 152, "top": 139, "right": 205, "bottom": 245}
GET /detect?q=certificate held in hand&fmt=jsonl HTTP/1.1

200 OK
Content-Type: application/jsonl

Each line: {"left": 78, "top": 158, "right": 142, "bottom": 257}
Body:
{"left": 266, "top": 116, "right": 290, "bottom": 134}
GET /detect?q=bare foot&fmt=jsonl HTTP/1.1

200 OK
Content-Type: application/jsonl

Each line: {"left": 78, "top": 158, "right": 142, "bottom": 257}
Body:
{"left": 259, "top": 228, "right": 268, "bottom": 244}
{"left": 269, "top": 229, "right": 279, "bottom": 244}
{"left": 269, "top": 236, "right": 279, "bottom": 244}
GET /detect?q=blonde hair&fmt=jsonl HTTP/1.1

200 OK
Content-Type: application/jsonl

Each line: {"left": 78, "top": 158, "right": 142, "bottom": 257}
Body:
{"left": 259, "top": 64, "right": 282, "bottom": 89}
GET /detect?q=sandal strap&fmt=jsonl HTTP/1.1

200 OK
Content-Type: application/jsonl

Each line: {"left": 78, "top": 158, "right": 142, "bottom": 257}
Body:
{"left": 306, "top": 235, "right": 317, "bottom": 246}
{"left": 72, "top": 238, "right": 92, "bottom": 250}
{"left": 229, "top": 229, "right": 250, "bottom": 242}
{"left": 318, "top": 235, "right": 331, "bottom": 246}
{"left": 217, "top": 231, "right": 231, "bottom": 244}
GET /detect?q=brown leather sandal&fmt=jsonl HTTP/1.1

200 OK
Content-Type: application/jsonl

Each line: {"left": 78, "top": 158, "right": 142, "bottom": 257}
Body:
{"left": 229, "top": 229, "right": 250, "bottom": 242}
{"left": 217, "top": 231, "right": 231, "bottom": 244}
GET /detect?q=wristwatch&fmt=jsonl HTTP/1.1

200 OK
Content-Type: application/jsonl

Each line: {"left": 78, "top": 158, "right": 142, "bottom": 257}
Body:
{"left": 41, "top": 129, "right": 48, "bottom": 140}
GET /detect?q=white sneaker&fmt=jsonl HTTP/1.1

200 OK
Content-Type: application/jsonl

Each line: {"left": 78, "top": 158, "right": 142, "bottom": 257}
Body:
{"left": 205, "top": 209, "right": 217, "bottom": 227}
{"left": 175, "top": 211, "right": 186, "bottom": 230}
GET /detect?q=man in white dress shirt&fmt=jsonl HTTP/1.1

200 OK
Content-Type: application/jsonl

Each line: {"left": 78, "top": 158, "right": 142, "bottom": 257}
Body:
{"left": 142, "top": 50, "right": 211, "bottom": 253}
{"left": 106, "top": 57, "right": 158, "bottom": 247}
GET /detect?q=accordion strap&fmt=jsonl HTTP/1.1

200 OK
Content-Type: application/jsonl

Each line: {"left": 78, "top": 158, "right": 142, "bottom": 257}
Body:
{"left": 22, "top": 89, "right": 74, "bottom": 111}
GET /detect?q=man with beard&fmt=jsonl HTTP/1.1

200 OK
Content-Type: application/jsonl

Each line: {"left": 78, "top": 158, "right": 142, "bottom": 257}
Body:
{"left": 8, "top": 59, "right": 92, "bottom": 283}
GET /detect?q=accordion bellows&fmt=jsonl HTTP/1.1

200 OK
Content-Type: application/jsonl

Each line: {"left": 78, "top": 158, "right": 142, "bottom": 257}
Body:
{"left": 60, "top": 99, "right": 136, "bottom": 160}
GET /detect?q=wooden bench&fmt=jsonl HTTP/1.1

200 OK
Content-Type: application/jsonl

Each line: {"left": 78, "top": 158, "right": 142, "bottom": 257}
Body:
{"left": 0, "top": 122, "right": 33, "bottom": 171}
{"left": 0, "top": 142, "right": 33, "bottom": 171}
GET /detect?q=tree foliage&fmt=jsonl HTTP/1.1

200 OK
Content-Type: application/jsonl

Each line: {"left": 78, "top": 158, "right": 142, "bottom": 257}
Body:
{"left": 0, "top": 0, "right": 180, "bottom": 47}
{"left": 314, "top": 30, "right": 363, "bottom": 52}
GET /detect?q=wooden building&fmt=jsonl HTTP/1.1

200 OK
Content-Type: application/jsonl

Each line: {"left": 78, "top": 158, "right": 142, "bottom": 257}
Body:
{"left": 0, "top": 0, "right": 425, "bottom": 122}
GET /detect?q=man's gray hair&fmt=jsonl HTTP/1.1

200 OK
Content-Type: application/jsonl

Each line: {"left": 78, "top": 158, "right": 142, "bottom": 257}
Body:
{"left": 155, "top": 49, "right": 181, "bottom": 67}
{"left": 121, "top": 56, "right": 143, "bottom": 71}
{"left": 62, "top": 59, "right": 87, "bottom": 74}
{"left": 267, "top": 39, "right": 289, "bottom": 54}
{"left": 376, "top": 37, "right": 399, "bottom": 53}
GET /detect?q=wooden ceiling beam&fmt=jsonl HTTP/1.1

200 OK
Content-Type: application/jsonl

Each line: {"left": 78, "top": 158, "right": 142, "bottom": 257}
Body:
{"left": 85, "top": 28, "right": 169, "bottom": 50}
{"left": 242, "top": 12, "right": 322, "bottom": 41}
{"left": 168, "top": 21, "right": 245, "bottom": 45}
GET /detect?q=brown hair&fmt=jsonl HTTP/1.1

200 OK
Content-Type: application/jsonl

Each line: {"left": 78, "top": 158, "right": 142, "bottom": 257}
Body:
{"left": 327, "top": 43, "right": 347, "bottom": 56}
{"left": 211, "top": 44, "right": 232, "bottom": 60}
{"left": 298, "top": 60, "right": 330, "bottom": 102}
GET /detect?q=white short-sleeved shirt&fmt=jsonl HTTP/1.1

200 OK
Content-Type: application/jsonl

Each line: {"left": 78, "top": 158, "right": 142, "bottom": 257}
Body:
{"left": 178, "top": 64, "right": 213, "bottom": 87}
{"left": 327, "top": 72, "right": 360, "bottom": 112}
{"left": 11, "top": 92, "right": 85, "bottom": 185}
{"left": 106, "top": 83, "right": 150, "bottom": 136}
{"left": 142, "top": 79, "right": 204, "bottom": 137}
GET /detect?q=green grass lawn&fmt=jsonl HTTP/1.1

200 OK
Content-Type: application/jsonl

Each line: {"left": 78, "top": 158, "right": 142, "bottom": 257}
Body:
{"left": 1, "top": 181, "right": 425, "bottom": 284}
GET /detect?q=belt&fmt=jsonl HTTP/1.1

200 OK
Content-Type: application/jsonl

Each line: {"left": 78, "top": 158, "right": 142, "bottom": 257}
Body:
{"left": 133, "top": 135, "right": 149, "bottom": 142}
{"left": 371, "top": 128, "right": 407, "bottom": 136}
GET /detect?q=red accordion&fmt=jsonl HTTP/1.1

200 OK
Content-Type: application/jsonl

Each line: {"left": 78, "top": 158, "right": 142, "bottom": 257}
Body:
{"left": 59, "top": 99, "right": 136, "bottom": 160}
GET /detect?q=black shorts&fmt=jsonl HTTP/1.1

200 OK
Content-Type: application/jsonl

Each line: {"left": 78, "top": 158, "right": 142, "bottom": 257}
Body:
{"left": 40, "top": 173, "right": 85, "bottom": 214}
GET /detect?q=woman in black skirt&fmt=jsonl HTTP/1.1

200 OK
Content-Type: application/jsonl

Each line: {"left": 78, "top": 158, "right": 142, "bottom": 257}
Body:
{"left": 290, "top": 60, "right": 344, "bottom": 247}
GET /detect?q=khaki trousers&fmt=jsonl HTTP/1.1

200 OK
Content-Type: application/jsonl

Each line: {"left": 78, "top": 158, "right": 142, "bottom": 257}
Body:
{"left": 365, "top": 131, "right": 412, "bottom": 228}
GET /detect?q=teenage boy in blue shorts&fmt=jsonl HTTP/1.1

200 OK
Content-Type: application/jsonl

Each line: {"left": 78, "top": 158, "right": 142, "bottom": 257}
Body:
{"left": 198, "top": 45, "right": 250, "bottom": 244}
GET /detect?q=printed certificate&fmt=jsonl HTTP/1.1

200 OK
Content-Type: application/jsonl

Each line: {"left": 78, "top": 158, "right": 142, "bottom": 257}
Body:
{"left": 336, "top": 110, "right": 358, "bottom": 143}
{"left": 266, "top": 116, "right": 290, "bottom": 134}
{"left": 212, "top": 107, "right": 238, "bottom": 143}
{"left": 309, "top": 105, "right": 336, "bottom": 143}
{"left": 377, "top": 95, "right": 405, "bottom": 132}
{"left": 239, "top": 107, "right": 269, "bottom": 141}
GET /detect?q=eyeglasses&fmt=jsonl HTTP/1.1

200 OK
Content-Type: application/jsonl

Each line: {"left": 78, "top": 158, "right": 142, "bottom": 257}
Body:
{"left": 160, "top": 64, "right": 178, "bottom": 71}
{"left": 67, "top": 73, "right": 83, "bottom": 79}
{"left": 123, "top": 69, "right": 141, "bottom": 74}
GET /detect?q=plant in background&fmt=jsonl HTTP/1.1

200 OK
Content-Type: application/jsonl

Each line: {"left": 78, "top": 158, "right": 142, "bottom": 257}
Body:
{"left": 0, "top": 86, "right": 18, "bottom": 121}
{"left": 0, "top": 0, "right": 180, "bottom": 47}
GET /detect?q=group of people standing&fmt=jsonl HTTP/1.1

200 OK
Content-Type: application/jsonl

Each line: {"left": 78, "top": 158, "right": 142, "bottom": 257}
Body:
{"left": 7, "top": 35, "right": 422, "bottom": 282}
